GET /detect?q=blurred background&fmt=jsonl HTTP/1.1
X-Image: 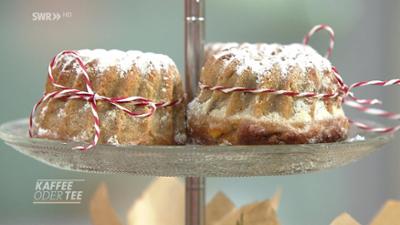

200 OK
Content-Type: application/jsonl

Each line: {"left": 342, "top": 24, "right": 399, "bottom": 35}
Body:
{"left": 0, "top": 0, "right": 399, "bottom": 224}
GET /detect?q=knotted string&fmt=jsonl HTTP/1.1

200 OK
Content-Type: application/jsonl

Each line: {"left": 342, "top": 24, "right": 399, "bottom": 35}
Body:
{"left": 201, "top": 24, "right": 400, "bottom": 133}
{"left": 29, "top": 50, "right": 184, "bottom": 150}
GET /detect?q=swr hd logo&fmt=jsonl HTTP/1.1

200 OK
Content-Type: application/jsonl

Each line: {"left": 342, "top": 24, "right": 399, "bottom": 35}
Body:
{"left": 32, "top": 11, "right": 72, "bottom": 22}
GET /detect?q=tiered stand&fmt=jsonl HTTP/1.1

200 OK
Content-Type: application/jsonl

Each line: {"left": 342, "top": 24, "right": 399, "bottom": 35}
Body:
{"left": 0, "top": 1, "right": 395, "bottom": 225}
{"left": 185, "top": 1, "right": 205, "bottom": 225}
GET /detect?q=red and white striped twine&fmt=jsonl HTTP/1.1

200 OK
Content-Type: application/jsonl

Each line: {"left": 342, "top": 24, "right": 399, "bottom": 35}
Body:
{"left": 29, "top": 50, "right": 184, "bottom": 150}
{"left": 303, "top": 24, "right": 335, "bottom": 58}
{"left": 201, "top": 24, "right": 400, "bottom": 134}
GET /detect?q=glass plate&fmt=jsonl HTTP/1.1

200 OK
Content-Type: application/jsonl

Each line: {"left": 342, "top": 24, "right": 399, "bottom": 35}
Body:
{"left": 0, "top": 119, "right": 394, "bottom": 177}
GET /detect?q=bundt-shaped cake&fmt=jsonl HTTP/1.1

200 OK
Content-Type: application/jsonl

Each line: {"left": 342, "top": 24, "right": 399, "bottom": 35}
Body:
{"left": 204, "top": 42, "right": 240, "bottom": 63}
{"left": 31, "top": 49, "right": 186, "bottom": 145}
{"left": 188, "top": 43, "right": 349, "bottom": 144}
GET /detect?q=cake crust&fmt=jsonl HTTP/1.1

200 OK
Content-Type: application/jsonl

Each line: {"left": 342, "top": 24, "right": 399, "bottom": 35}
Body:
{"left": 188, "top": 114, "right": 349, "bottom": 145}
{"left": 32, "top": 49, "right": 186, "bottom": 145}
{"left": 188, "top": 43, "right": 349, "bottom": 145}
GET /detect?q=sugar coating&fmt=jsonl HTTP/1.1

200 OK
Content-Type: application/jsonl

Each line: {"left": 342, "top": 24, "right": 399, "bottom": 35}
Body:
{"left": 205, "top": 42, "right": 239, "bottom": 58}
{"left": 72, "top": 130, "right": 90, "bottom": 142}
{"left": 56, "top": 49, "right": 177, "bottom": 78}
{"left": 346, "top": 134, "right": 365, "bottom": 142}
{"left": 212, "top": 43, "right": 332, "bottom": 79}
{"left": 107, "top": 135, "right": 120, "bottom": 145}
{"left": 188, "top": 97, "right": 344, "bottom": 127}
{"left": 189, "top": 40, "right": 344, "bottom": 128}
{"left": 174, "top": 132, "right": 187, "bottom": 144}
{"left": 190, "top": 42, "right": 341, "bottom": 126}
{"left": 37, "top": 127, "right": 51, "bottom": 136}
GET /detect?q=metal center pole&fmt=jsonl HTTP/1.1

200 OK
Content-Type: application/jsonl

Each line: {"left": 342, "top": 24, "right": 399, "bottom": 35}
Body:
{"left": 184, "top": 1, "right": 205, "bottom": 225}
{"left": 184, "top": 0, "right": 205, "bottom": 101}
{"left": 185, "top": 177, "right": 205, "bottom": 225}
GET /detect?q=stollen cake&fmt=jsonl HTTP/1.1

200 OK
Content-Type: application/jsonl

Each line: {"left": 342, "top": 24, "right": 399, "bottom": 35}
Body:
{"left": 188, "top": 43, "right": 349, "bottom": 145}
{"left": 31, "top": 49, "right": 186, "bottom": 145}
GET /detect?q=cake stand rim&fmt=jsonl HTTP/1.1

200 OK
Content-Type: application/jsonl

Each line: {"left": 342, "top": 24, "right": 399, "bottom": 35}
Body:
{"left": 0, "top": 118, "right": 394, "bottom": 152}
{"left": 0, "top": 118, "right": 395, "bottom": 177}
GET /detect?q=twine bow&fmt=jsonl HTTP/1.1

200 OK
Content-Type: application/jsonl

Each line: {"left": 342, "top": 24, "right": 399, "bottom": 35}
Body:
{"left": 29, "top": 50, "right": 184, "bottom": 150}
{"left": 201, "top": 24, "right": 400, "bottom": 133}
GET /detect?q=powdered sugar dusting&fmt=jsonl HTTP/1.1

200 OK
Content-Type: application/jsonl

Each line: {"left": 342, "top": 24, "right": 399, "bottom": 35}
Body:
{"left": 79, "top": 103, "right": 91, "bottom": 113}
{"left": 134, "top": 52, "right": 175, "bottom": 75}
{"left": 56, "top": 49, "right": 176, "bottom": 78}
{"left": 40, "top": 105, "right": 48, "bottom": 119}
{"left": 212, "top": 43, "right": 332, "bottom": 78}
{"left": 37, "top": 127, "right": 51, "bottom": 136}
{"left": 174, "top": 132, "right": 187, "bottom": 144}
{"left": 205, "top": 42, "right": 239, "bottom": 59}
{"left": 107, "top": 135, "right": 120, "bottom": 145}
{"left": 57, "top": 108, "right": 66, "bottom": 118}
{"left": 72, "top": 130, "right": 90, "bottom": 142}
{"left": 104, "top": 109, "right": 117, "bottom": 123}
{"left": 347, "top": 134, "right": 365, "bottom": 142}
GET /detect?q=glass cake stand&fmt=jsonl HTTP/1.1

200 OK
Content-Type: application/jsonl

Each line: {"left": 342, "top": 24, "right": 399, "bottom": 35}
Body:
{"left": 0, "top": 118, "right": 395, "bottom": 225}
{"left": 0, "top": 1, "right": 396, "bottom": 225}
{"left": 0, "top": 119, "right": 394, "bottom": 177}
